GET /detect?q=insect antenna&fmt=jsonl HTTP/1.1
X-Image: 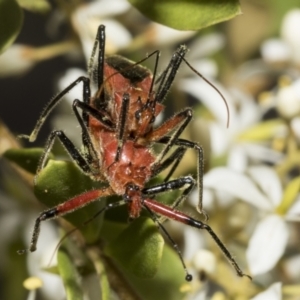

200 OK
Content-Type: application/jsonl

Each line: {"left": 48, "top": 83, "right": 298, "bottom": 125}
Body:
{"left": 180, "top": 56, "right": 230, "bottom": 128}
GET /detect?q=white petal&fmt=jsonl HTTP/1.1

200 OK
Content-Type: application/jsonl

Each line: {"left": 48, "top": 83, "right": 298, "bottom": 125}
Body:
{"left": 0, "top": 45, "right": 35, "bottom": 77}
{"left": 193, "top": 249, "right": 216, "bottom": 275}
{"left": 247, "top": 215, "right": 289, "bottom": 275}
{"left": 227, "top": 144, "right": 248, "bottom": 172}
{"left": 284, "top": 254, "right": 300, "bottom": 279}
{"left": 204, "top": 167, "right": 272, "bottom": 210}
{"left": 214, "top": 189, "right": 236, "bottom": 207}
{"left": 251, "top": 282, "right": 282, "bottom": 300}
{"left": 244, "top": 143, "right": 284, "bottom": 164}
{"left": 100, "top": 19, "right": 132, "bottom": 52}
{"left": 281, "top": 9, "right": 300, "bottom": 63}
{"left": 190, "top": 58, "right": 218, "bottom": 79}
{"left": 75, "top": 0, "right": 130, "bottom": 19}
{"left": 190, "top": 187, "right": 214, "bottom": 211}
{"left": 209, "top": 123, "right": 231, "bottom": 156}
{"left": 291, "top": 117, "right": 300, "bottom": 140}
{"left": 183, "top": 226, "right": 205, "bottom": 261}
{"left": 276, "top": 83, "right": 300, "bottom": 119}
{"left": 286, "top": 194, "right": 300, "bottom": 218}
{"left": 233, "top": 89, "right": 260, "bottom": 129}
{"left": 57, "top": 68, "right": 87, "bottom": 103}
{"left": 248, "top": 166, "right": 282, "bottom": 207}
{"left": 261, "top": 38, "right": 291, "bottom": 63}
{"left": 189, "top": 33, "right": 225, "bottom": 59}
{"left": 149, "top": 23, "right": 195, "bottom": 46}
{"left": 73, "top": 2, "right": 131, "bottom": 58}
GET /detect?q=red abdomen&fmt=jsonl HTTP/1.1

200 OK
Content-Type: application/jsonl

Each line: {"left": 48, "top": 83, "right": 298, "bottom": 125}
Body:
{"left": 99, "top": 131, "right": 155, "bottom": 194}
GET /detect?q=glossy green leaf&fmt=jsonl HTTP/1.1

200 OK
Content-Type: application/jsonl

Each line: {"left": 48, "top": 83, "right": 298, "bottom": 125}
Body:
{"left": 34, "top": 160, "right": 106, "bottom": 243}
{"left": 128, "top": 0, "right": 241, "bottom": 30}
{"left": 3, "top": 148, "right": 53, "bottom": 174}
{"left": 0, "top": 0, "right": 23, "bottom": 53}
{"left": 276, "top": 176, "right": 300, "bottom": 215}
{"left": 119, "top": 244, "right": 187, "bottom": 300}
{"left": 100, "top": 220, "right": 128, "bottom": 243}
{"left": 57, "top": 248, "right": 83, "bottom": 300}
{"left": 105, "top": 217, "right": 164, "bottom": 279}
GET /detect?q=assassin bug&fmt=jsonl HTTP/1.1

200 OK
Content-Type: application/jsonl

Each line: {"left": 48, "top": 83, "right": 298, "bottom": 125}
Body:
{"left": 19, "top": 24, "right": 251, "bottom": 281}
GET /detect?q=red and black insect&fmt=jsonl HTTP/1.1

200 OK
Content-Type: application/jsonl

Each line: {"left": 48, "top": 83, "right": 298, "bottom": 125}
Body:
{"left": 19, "top": 25, "right": 250, "bottom": 281}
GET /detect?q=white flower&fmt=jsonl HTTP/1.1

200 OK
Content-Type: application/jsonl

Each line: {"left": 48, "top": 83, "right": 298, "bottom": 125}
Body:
{"left": 201, "top": 165, "right": 300, "bottom": 276}
{"left": 247, "top": 214, "right": 288, "bottom": 275}
{"left": 72, "top": 0, "right": 132, "bottom": 58}
{"left": 180, "top": 37, "right": 283, "bottom": 174}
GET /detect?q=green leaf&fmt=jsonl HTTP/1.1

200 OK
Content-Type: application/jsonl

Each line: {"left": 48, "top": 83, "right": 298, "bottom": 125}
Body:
{"left": 276, "top": 176, "right": 300, "bottom": 215}
{"left": 3, "top": 148, "right": 53, "bottom": 174}
{"left": 34, "top": 160, "right": 106, "bottom": 243}
{"left": 105, "top": 217, "right": 164, "bottom": 279}
{"left": 100, "top": 220, "right": 128, "bottom": 243}
{"left": 57, "top": 248, "right": 84, "bottom": 300}
{"left": 122, "top": 244, "right": 188, "bottom": 300}
{"left": 0, "top": 0, "right": 23, "bottom": 53}
{"left": 128, "top": 0, "right": 241, "bottom": 30}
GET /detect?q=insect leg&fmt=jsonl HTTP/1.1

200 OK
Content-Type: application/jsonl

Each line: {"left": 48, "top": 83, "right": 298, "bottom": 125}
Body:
{"left": 151, "top": 146, "right": 187, "bottom": 182}
{"left": 157, "top": 137, "right": 206, "bottom": 217}
{"left": 141, "top": 178, "right": 195, "bottom": 281}
{"left": 142, "top": 176, "right": 195, "bottom": 215}
{"left": 143, "top": 198, "right": 251, "bottom": 280}
{"left": 19, "top": 77, "right": 91, "bottom": 143}
{"left": 18, "top": 187, "right": 114, "bottom": 253}
{"left": 145, "top": 108, "right": 193, "bottom": 166}
{"left": 87, "top": 24, "right": 105, "bottom": 90}
{"left": 115, "top": 93, "right": 130, "bottom": 161}
{"left": 155, "top": 44, "right": 229, "bottom": 126}
{"left": 34, "top": 98, "right": 115, "bottom": 178}
{"left": 35, "top": 130, "right": 93, "bottom": 179}
{"left": 155, "top": 45, "right": 188, "bottom": 103}
{"left": 143, "top": 204, "right": 193, "bottom": 282}
{"left": 72, "top": 99, "right": 113, "bottom": 164}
